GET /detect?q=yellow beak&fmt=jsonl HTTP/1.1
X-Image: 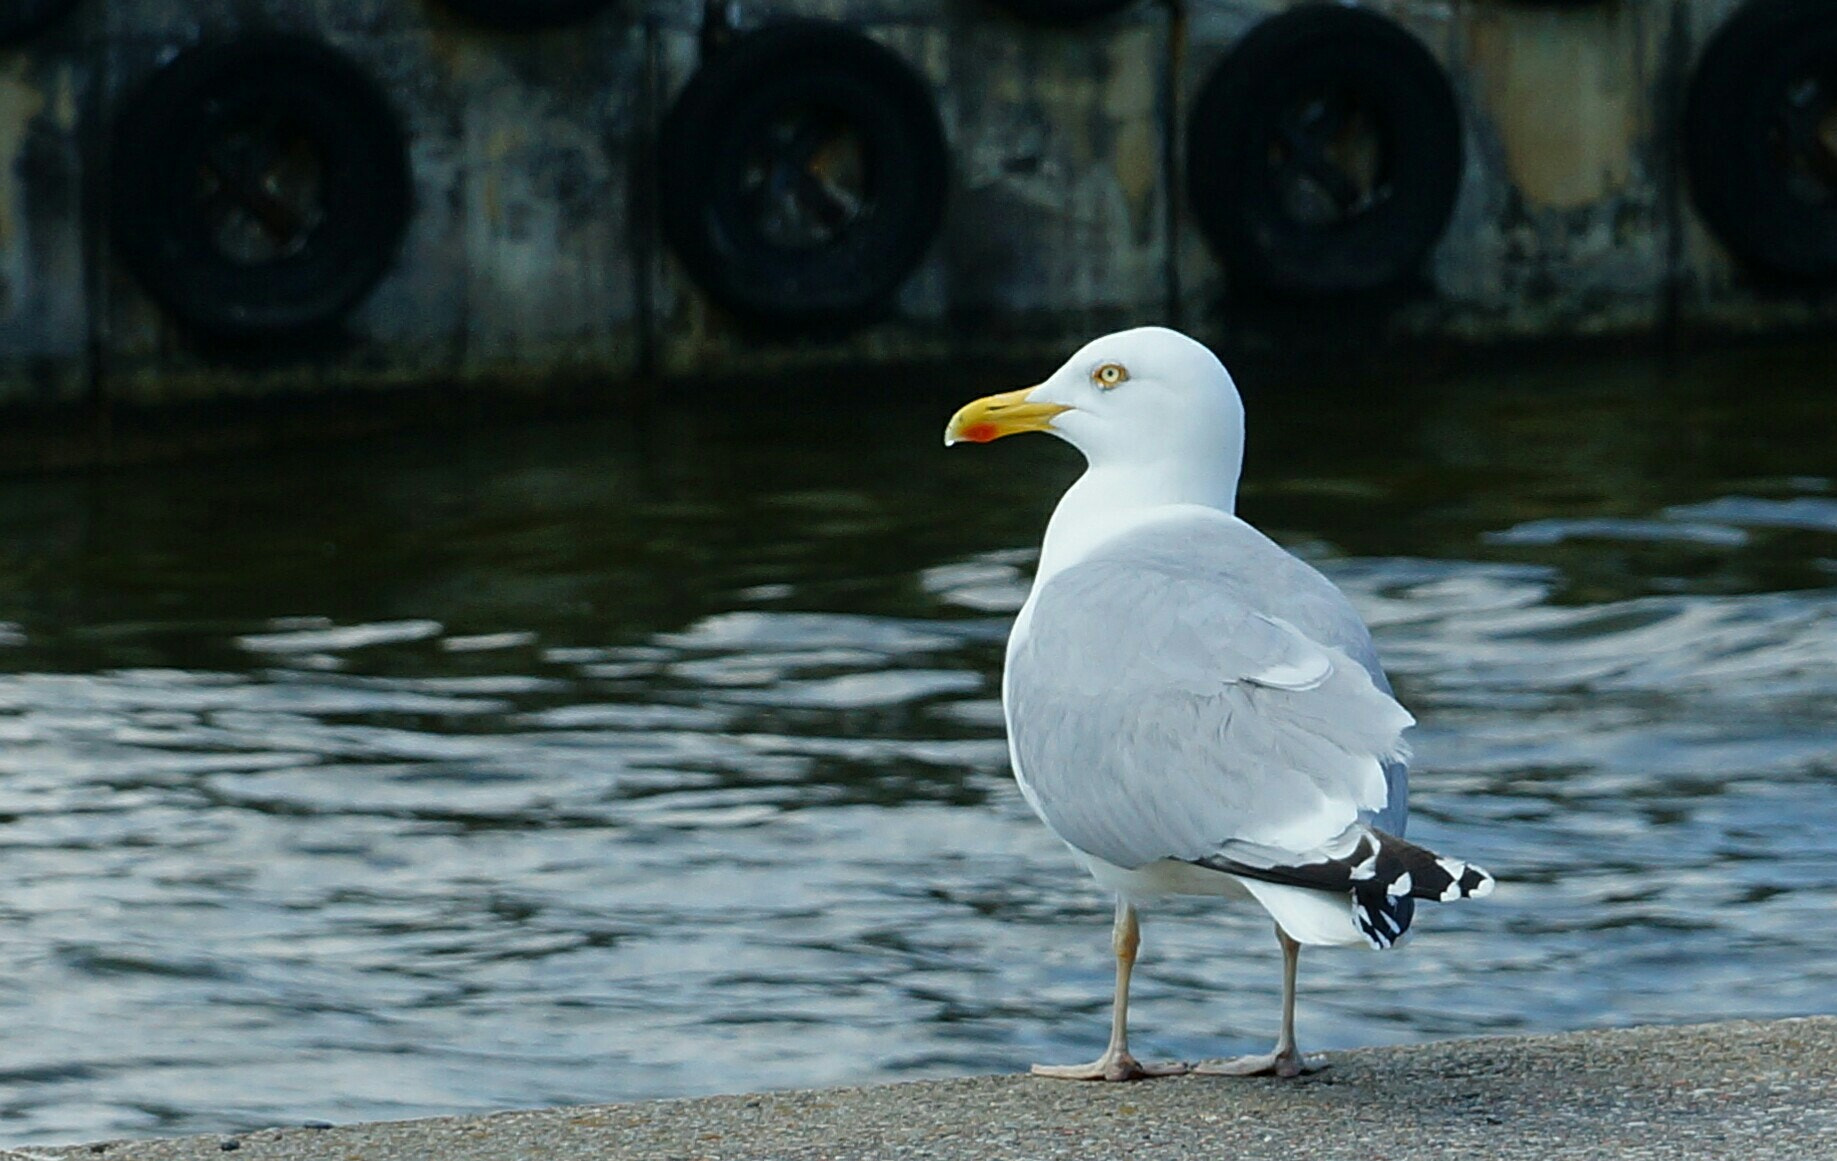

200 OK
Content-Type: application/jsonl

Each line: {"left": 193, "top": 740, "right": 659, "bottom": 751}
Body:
{"left": 943, "top": 387, "right": 1071, "bottom": 447}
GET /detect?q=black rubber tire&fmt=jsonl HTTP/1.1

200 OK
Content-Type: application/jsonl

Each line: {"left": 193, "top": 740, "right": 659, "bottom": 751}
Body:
{"left": 657, "top": 21, "right": 948, "bottom": 331}
{"left": 983, "top": 0, "right": 1142, "bottom": 26}
{"left": 1683, "top": 0, "right": 1837, "bottom": 282}
{"left": 1185, "top": 6, "right": 1463, "bottom": 296}
{"left": 0, "top": 0, "right": 80, "bottom": 43}
{"left": 107, "top": 36, "right": 413, "bottom": 339}
{"left": 432, "top": 0, "right": 616, "bottom": 31}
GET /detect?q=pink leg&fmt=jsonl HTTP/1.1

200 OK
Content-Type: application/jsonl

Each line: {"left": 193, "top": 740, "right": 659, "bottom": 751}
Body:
{"left": 1032, "top": 900, "right": 1189, "bottom": 1081}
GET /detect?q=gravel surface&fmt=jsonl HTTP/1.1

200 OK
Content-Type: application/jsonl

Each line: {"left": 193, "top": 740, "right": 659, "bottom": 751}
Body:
{"left": 14, "top": 1017, "right": 1836, "bottom": 1161}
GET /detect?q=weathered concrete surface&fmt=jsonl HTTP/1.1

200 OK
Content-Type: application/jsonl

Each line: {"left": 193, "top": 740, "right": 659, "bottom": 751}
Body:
{"left": 5, "top": 0, "right": 1837, "bottom": 418}
{"left": 18, "top": 1017, "right": 1836, "bottom": 1161}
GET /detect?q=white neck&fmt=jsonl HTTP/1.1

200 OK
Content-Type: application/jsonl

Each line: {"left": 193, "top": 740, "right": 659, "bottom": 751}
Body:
{"left": 1032, "top": 456, "right": 1240, "bottom": 588}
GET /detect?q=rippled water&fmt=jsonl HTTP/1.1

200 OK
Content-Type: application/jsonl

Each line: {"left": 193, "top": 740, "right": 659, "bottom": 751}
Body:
{"left": 2, "top": 346, "right": 1834, "bottom": 1145}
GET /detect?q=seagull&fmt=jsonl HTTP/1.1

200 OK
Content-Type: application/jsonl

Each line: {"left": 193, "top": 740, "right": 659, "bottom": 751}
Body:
{"left": 944, "top": 326, "right": 1493, "bottom": 1081}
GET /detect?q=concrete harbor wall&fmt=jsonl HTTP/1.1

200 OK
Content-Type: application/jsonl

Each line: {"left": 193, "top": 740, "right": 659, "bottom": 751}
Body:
{"left": 17, "top": 1017, "right": 1837, "bottom": 1160}
{"left": 0, "top": 0, "right": 1832, "bottom": 424}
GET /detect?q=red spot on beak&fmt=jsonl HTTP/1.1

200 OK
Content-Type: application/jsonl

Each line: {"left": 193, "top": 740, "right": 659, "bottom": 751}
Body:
{"left": 961, "top": 423, "right": 1000, "bottom": 443}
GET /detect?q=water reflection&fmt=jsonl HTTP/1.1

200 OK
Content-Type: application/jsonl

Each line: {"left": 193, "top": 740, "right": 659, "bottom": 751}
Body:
{"left": 0, "top": 345, "right": 1834, "bottom": 1144}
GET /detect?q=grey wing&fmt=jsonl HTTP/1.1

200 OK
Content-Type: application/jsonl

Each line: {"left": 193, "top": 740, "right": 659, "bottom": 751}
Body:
{"left": 1161, "top": 514, "right": 1411, "bottom": 837}
{"left": 1006, "top": 512, "right": 1412, "bottom": 871}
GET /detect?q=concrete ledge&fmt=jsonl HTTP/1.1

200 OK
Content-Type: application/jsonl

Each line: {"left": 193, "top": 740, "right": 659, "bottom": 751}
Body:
{"left": 16, "top": 1017, "right": 1835, "bottom": 1161}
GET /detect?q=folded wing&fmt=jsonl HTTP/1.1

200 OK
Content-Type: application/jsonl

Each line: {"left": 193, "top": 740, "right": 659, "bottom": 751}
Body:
{"left": 1006, "top": 511, "right": 1413, "bottom": 875}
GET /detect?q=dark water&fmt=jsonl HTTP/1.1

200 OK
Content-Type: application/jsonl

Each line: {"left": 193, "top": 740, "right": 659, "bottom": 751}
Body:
{"left": 1, "top": 345, "right": 1834, "bottom": 1146}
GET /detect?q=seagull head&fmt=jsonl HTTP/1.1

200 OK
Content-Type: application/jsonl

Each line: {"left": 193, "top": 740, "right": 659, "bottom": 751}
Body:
{"left": 945, "top": 326, "right": 1246, "bottom": 484}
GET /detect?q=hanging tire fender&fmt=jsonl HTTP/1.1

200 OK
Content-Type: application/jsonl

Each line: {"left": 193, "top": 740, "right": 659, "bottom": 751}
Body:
{"left": 1184, "top": 6, "right": 1464, "bottom": 296}
{"left": 106, "top": 35, "right": 414, "bottom": 339}
{"left": 656, "top": 20, "right": 949, "bottom": 332}
{"left": 1682, "top": 0, "right": 1837, "bottom": 282}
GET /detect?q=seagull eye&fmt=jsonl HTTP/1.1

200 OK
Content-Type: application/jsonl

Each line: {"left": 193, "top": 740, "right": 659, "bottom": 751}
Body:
{"left": 1093, "top": 363, "right": 1128, "bottom": 389}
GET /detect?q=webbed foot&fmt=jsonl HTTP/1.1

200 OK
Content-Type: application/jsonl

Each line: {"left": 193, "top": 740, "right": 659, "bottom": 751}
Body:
{"left": 1191, "top": 1048, "right": 1324, "bottom": 1079}
{"left": 1031, "top": 1052, "right": 1189, "bottom": 1081}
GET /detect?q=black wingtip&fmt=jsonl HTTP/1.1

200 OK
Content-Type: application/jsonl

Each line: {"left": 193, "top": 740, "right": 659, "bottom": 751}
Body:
{"left": 1353, "top": 885, "right": 1413, "bottom": 949}
{"left": 1354, "top": 839, "right": 1493, "bottom": 948}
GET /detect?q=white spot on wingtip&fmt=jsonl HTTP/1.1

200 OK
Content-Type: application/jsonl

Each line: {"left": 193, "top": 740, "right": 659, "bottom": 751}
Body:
{"left": 1437, "top": 859, "right": 1467, "bottom": 902}
{"left": 1470, "top": 875, "right": 1496, "bottom": 898}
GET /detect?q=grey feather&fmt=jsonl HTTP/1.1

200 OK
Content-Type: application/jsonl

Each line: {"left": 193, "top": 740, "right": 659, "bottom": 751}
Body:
{"left": 1007, "top": 508, "right": 1413, "bottom": 872}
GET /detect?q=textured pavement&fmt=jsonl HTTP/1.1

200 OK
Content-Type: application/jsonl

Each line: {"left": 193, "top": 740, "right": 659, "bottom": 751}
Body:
{"left": 13, "top": 1017, "right": 1837, "bottom": 1160}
